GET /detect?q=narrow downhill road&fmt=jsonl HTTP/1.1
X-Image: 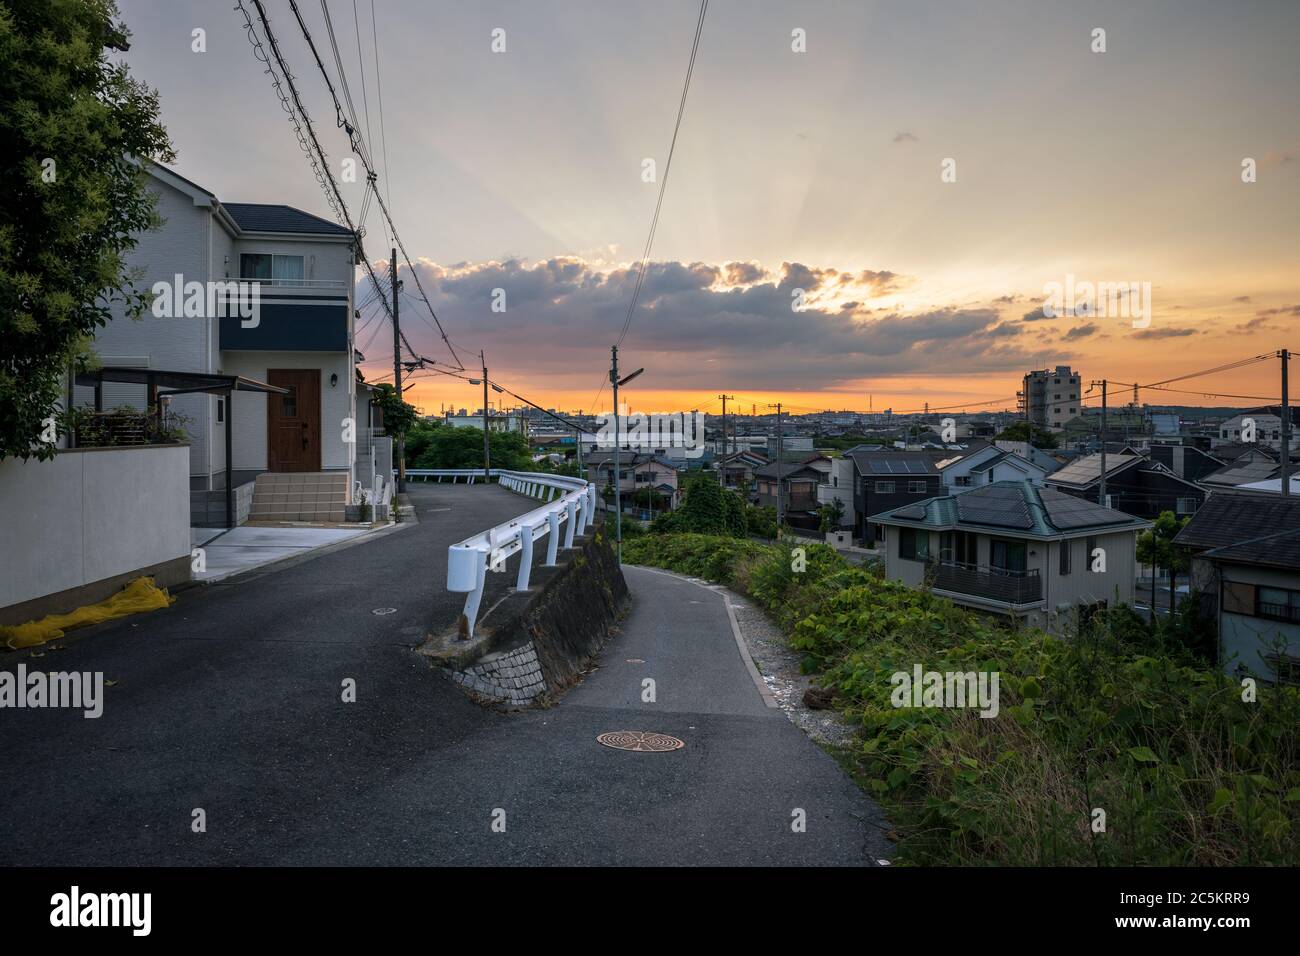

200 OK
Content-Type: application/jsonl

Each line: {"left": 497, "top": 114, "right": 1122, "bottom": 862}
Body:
{"left": 0, "top": 485, "right": 889, "bottom": 866}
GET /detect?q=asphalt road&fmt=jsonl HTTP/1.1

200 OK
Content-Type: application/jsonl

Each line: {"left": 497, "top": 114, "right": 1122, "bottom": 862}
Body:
{"left": 0, "top": 484, "right": 890, "bottom": 866}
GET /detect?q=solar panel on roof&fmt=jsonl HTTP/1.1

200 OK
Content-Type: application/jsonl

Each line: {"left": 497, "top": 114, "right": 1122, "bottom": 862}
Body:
{"left": 956, "top": 485, "right": 1034, "bottom": 529}
{"left": 893, "top": 505, "right": 927, "bottom": 520}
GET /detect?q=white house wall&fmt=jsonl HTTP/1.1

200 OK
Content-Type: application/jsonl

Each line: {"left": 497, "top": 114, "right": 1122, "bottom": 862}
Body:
{"left": 220, "top": 351, "right": 354, "bottom": 473}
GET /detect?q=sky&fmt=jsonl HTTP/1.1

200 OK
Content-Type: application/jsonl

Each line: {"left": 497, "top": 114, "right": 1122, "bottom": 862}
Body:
{"left": 115, "top": 0, "right": 1300, "bottom": 416}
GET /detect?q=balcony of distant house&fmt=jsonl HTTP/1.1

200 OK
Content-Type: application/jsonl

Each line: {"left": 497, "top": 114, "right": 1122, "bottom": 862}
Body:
{"left": 927, "top": 558, "right": 1043, "bottom": 606}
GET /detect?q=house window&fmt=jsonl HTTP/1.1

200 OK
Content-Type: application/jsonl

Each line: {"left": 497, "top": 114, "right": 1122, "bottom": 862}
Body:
{"left": 1059, "top": 539, "right": 1071, "bottom": 576}
{"left": 281, "top": 387, "right": 297, "bottom": 417}
{"left": 908, "top": 479, "right": 928, "bottom": 493}
{"left": 990, "top": 539, "right": 1027, "bottom": 574}
{"left": 955, "top": 475, "right": 972, "bottom": 487}
{"left": 240, "top": 253, "right": 306, "bottom": 284}
{"left": 1176, "top": 497, "right": 1198, "bottom": 514}
{"left": 875, "top": 480, "right": 895, "bottom": 493}
{"left": 216, "top": 398, "right": 224, "bottom": 424}
{"left": 1258, "top": 587, "right": 1300, "bottom": 623}
{"left": 940, "top": 530, "right": 976, "bottom": 564}
{"left": 899, "top": 527, "right": 929, "bottom": 561}
{"left": 1262, "top": 652, "right": 1300, "bottom": 687}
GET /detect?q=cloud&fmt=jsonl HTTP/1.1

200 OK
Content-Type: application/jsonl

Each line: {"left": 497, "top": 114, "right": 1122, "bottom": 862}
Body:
{"left": 1233, "top": 295, "right": 1252, "bottom": 303}
{"left": 1257, "top": 304, "right": 1300, "bottom": 317}
{"left": 1022, "top": 306, "right": 1054, "bottom": 321}
{"left": 375, "top": 255, "right": 1046, "bottom": 390}
{"left": 1064, "top": 323, "right": 1099, "bottom": 340}
{"left": 893, "top": 131, "right": 919, "bottom": 143}
{"left": 1131, "top": 327, "right": 1200, "bottom": 339}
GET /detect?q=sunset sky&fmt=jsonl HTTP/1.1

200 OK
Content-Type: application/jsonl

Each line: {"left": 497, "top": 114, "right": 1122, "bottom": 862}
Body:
{"left": 117, "top": 0, "right": 1300, "bottom": 416}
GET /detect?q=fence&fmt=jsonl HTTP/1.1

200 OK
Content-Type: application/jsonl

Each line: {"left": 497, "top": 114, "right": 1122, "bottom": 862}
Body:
{"left": 406, "top": 469, "right": 597, "bottom": 638}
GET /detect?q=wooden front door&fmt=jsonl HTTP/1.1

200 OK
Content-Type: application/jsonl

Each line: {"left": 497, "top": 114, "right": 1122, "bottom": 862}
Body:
{"left": 267, "top": 369, "right": 321, "bottom": 472}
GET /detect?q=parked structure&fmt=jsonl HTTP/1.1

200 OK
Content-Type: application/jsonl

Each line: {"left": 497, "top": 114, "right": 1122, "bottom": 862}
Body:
{"left": 871, "top": 481, "right": 1148, "bottom": 632}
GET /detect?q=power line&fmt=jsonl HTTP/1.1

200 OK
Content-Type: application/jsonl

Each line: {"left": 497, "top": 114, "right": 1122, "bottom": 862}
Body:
{"left": 615, "top": 0, "right": 708, "bottom": 349}
{"left": 293, "top": 0, "right": 464, "bottom": 368}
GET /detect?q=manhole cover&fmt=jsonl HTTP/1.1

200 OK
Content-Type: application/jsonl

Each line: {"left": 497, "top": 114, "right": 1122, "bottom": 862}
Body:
{"left": 596, "top": 731, "right": 685, "bottom": 752}
{"left": 625, "top": 658, "right": 645, "bottom": 663}
{"left": 372, "top": 607, "right": 397, "bottom": 616}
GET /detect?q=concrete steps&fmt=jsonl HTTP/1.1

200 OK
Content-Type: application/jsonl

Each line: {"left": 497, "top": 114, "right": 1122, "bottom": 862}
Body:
{"left": 249, "top": 471, "right": 349, "bottom": 523}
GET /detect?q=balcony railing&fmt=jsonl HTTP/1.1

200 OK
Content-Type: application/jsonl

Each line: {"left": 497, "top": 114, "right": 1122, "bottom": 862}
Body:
{"left": 928, "top": 558, "right": 1042, "bottom": 606}
{"left": 238, "top": 276, "right": 349, "bottom": 290}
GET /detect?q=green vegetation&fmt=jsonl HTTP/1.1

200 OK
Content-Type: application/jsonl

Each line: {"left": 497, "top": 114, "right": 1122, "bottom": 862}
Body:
{"left": 621, "top": 533, "right": 1300, "bottom": 865}
{"left": 651, "top": 471, "right": 774, "bottom": 539}
{"left": 994, "top": 420, "right": 1059, "bottom": 449}
{"left": 403, "top": 421, "right": 535, "bottom": 471}
{"left": 1, "top": 0, "right": 174, "bottom": 460}
{"left": 1137, "top": 511, "right": 1192, "bottom": 618}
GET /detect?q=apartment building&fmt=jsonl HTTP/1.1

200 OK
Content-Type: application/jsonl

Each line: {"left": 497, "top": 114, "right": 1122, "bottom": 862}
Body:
{"left": 1019, "top": 365, "right": 1081, "bottom": 431}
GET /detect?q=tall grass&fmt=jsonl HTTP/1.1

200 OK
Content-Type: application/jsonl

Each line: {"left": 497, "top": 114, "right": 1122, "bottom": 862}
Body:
{"left": 623, "top": 534, "right": 1300, "bottom": 865}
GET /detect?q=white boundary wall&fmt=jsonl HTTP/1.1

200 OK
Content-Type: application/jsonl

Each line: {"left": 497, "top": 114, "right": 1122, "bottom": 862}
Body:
{"left": 0, "top": 444, "right": 191, "bottom": 610}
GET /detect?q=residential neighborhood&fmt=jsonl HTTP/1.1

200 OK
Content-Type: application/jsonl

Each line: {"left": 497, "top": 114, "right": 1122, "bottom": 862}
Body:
{"left": 0, "top": 0, "right": 1296, "bottom": 924}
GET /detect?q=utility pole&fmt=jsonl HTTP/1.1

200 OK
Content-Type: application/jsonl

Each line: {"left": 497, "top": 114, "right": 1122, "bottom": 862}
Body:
{"left": 611, "top": 346, "right": 621, "bottom": 562}
{"left": 719, "top": 394, "right": 734, "bottom": 456}
{"left": 480, "top": 350, "right": 490, "bottom": 482}
{"left": 1282, "top": 349, "right": 1291, "bottom": 497}
{"left": 1093, "top": 379, "right": 1108, "bottom": 507}
{"left": 391, "top": 248, "right": 404, "bottom": 492}
{"left": 609, "top": 349, "right": 645, "bottom": 564}
{"left": 769, "top": 402, "right": 784, "bottom": 528}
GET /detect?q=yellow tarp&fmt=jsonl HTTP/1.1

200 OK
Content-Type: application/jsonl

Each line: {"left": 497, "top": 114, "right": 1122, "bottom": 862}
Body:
{"left": 1, "top": 577, "right": 176, "bottom": 650}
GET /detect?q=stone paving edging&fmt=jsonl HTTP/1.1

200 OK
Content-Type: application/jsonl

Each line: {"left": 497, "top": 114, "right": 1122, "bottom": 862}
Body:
{"left": 453, "top": 642, "right": 547, "bottom": 705}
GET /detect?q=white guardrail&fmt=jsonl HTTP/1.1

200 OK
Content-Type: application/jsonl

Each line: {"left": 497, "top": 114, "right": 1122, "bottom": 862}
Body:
{"left": 405, "top": 469, "right": 598, "bottom": 639}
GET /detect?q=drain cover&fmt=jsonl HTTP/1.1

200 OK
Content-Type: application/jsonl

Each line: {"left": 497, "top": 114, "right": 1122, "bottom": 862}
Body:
{"left": 625, "top": 658, "right": 645, "bottom": 663}
{"left": 372, "top": 607, "right": 397, "bottom": 616}
{"left": 596, "top": 731, "right": 685, "bottom": 752}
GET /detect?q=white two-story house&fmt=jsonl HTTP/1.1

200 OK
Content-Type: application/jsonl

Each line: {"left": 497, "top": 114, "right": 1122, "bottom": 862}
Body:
{"left": 81, "top": 163, "right": 363, "bottom": 525}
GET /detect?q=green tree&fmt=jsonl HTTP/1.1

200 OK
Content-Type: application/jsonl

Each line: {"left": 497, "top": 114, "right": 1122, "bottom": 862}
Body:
{"left": 819, "top": 495, "right": 846, "bottom": 532}
{"left": 1137, "top": 511, "right": 1191, "bottom": 617}
{"left": 1, "top": 0, "right": 173, "bottom": 460}
{"left": 370, "top": 382, "right": 418, "bottom": 438}
{"left": 408, "top": 425, "right": 533, "bottom": 471}
{"left": 994, "top": 420, "right": 1059, "bottom": 449}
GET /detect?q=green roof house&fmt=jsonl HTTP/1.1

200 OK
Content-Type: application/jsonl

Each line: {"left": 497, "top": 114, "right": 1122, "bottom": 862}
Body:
{"left": 870, "top": 480, "right": 1149, "bottom": 632}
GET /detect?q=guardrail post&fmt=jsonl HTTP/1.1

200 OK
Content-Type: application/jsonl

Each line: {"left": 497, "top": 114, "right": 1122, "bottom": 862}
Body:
{"left": 545, "top": 511, "right": 560, "bottom": 565}
{"left": 447, "top": 544, "right": 488, "bottom": 640}
{"left": 585, "top": 483, "right": 596, "bottom": 530}
{"left": 563, "top": 500, "right": 578, "bottom": 549}
{"left": 516, "top": 527, "right": 534, "bottom": 590}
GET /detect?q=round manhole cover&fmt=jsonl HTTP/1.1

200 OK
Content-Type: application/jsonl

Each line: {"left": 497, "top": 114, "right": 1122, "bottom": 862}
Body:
{"left": 596, "top": 731, "right": 685, "bottom": 752}
{"left": 372, "top": 607, "right": 397, "bottom": 616}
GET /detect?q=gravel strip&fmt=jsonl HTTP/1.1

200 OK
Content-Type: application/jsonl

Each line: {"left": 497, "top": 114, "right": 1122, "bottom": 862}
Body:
{"left": 688, "top": 578, "right": 860, "bottom": 751}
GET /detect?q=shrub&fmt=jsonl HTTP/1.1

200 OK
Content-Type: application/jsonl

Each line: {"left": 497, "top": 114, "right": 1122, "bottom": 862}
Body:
{"left": 624, "top": 532, "right": 1300, "bottom": 866}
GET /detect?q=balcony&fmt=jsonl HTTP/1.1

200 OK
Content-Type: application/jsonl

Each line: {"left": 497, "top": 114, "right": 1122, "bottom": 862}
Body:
{"left": 928, "top": 559, "right": 1042, "bottom": 606}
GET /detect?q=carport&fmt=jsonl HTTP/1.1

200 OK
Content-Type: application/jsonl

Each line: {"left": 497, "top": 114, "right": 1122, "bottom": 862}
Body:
{"left": 74, "top": 368, "right": 288, "bottom": 529}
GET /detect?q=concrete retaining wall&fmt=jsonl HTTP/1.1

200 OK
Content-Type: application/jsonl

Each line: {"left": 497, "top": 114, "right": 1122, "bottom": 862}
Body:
{"left": 444, "top": 517, "right": 628, "bottom": 706}
{"left": 0, "top": 444, "right": 192, "bottom": 622}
